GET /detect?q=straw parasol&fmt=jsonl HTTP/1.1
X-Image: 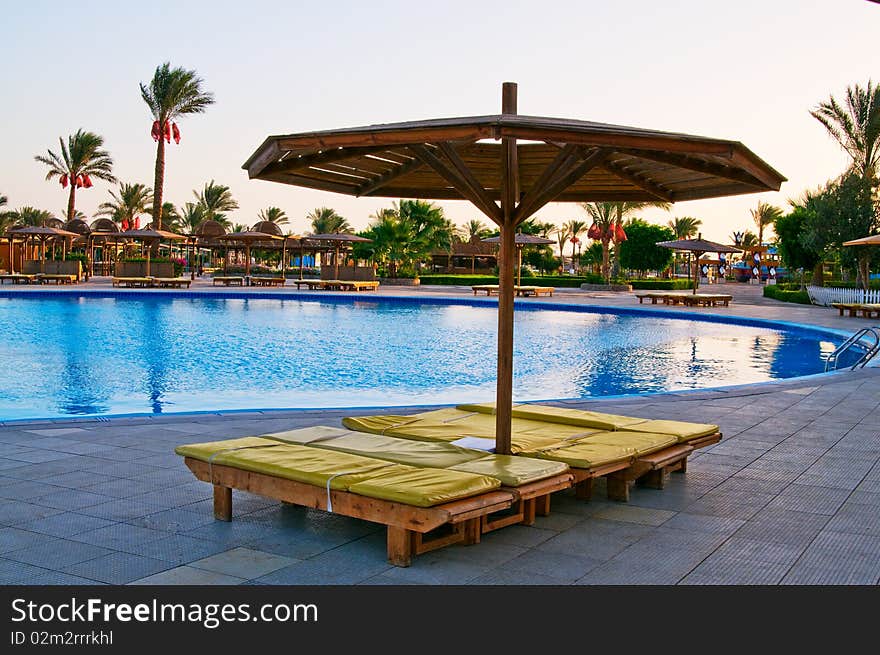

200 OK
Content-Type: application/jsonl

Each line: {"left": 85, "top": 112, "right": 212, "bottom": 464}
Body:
{"left": 119, "top": 228, "right": 187, "bottom": 276}
{"left": 306, "top": 233, "right": 372, "bottom": 279}
{"left": 215, "top": 231, "right": 283, "bottom": 279}
{"left": 843, "top": 234, "right": 880, "bottom": 247}
{"left": 243, "top": 82, "right": 784, "bottom": 454}
{"left": 7, "top": 225, "right": 80, "bottom": 273}
{"left": 656, "top": 234, "right": 741, "bottom": 293}
{"left": 482, "top": 232, "right": 555, "bottom": 286}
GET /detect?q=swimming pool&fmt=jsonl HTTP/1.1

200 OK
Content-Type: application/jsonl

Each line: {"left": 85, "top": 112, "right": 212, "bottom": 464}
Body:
{"left": 0, "top": 293, "right": 844, "bottom": 420}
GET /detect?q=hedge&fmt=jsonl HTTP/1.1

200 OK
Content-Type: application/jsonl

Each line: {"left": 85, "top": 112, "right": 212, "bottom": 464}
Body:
{"left": 763, "top": 285, "right": 812, "bottom": 304}
{"left": 628, "top": 279, "right": 693, "bottom": 290}
{"left": 419, "top": 274, "right": 605, "bottom": 288}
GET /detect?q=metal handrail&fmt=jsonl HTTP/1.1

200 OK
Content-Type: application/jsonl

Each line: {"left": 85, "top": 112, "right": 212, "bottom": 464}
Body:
{"left": 825, "top": 326, "right": 880, "bottom": 371}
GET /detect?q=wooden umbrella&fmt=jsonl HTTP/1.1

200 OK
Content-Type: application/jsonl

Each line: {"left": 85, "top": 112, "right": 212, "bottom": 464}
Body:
{"left": 7, "top": 225, "right": 80, "bottom": 273}
{"left": 242, "top": 82, "right": 785, "bottom": 455}
{"left": 215, "top": 231, "right": 283, "bottom": 282}
{"left": 656, "top": 234, "right": 742, "bottom": 293}
{"left": 482, "top": 232, "right": 555, "bottom": 286}
{"left": 119, "top": 228, "right": 187, "bottom": 277}
{"left": 306, "top": 233, "right": 372, "bottom": 279}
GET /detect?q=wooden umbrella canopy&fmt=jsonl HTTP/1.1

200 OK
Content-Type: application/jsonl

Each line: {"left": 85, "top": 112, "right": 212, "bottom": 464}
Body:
{"left": 215, "top": 231, "right": 283, "bottom": 278}
{"left": 656, "top": 234, "right": 742, "bottom": 293}
{"left": 306, "top": 233, "right": 372, "bottom": 279}
{"left": 243, "top": 82, "right": 785, "bottom": 455}
{"left": 482, "top": 232, "right": 555, "bottom": 286}
{"left": 7, "top": 225, "right": 80, "bottom": 273}
{"left": 119, "top": 228, "right": 186, "bottom": 277}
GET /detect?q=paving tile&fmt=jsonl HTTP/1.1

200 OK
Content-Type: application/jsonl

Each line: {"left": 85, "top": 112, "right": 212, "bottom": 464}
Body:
{"left": 5, "top": 538, "right": 113, "bottom": 568}
{"left": 63, "top": 552, "right": 172, "bottom": 584}
{"left": 80, "top": 477, "right": 159, "bottom": 498}
{"left": 189, "top": 547, "right": 296, "bottom": 579}
{"left": 782, "top": 531, "right": 880, "bottom": 584}
{"left": 824, "top": 503, "right": 880, "bottom": 537}
{"left": 0, "top": 527, "right": 48, "bottom": 554}
{"left": 708, "top": 537, "right": 805, "bottom": 566}
{"left": 766, "top": 484, "right": 851, "bottom": 515}
{"left": 0, "top": 558, "right": 55, "bottom": 584}
{"left": 0, "top": 480, "right": 64, "bottom": 500}
{"left": 479, "top": 525, "right": 557, "bottom": 549}
{"left": 254, "top": 535, "right": 392, "bottom": 585}
{"left": 501, "top": 549, "right": 602, "bottom": 583}
{"left": 47, "top": 470, "right": 120, "bottom": 489}
{"left": 128, "top": 534, "right": 229, "bottom": 565}
{"left": 661, "top": 513, "right": 745, "bottom": 536}
{"left": 680, "top": 557, "right": 790, "bottom": 585}
{"left": 78, "top": 496, "right": 172, "bottom": 521}
{"left": 734, "top": 508, "right": 830, "bottom": 547}
{"left": 537, "top": 519, "right": 653, "bottom": 561}
{"left": 70, "top": 523, "right": 168, "bottom": 551}
{"left": 684, "top": 489, "right": 775, "bottom": 521}
{"left": 590, "top": 504, "right": 676, "bottom": 526}
{"left": 32, "top": 489, "right": 115, "bottom": 511}
{"left": 15, "top": 512, "right": 116, "bottom": 538}
{"left": 131, "top": 565, "right": 246, "bottom": 585}
{"left": 0, "top": 500, "right": 64, "bottom": 526}
{"left": 363, "top": 552, "right": 488, "bottom": 585}
{"left": 127, "top": 507, "right": 215, "bottom": 534}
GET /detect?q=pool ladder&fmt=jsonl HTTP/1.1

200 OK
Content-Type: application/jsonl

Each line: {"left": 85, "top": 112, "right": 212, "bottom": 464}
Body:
{"left": 825, "top": 326, "right": 880, "bottom": 371}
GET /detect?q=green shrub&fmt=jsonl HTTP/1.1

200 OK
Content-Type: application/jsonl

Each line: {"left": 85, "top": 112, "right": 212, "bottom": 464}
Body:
{"left": 763, "top": 285, "right": 812, "bottom": 304}
{"left": 628, "top": 279, "right": 693, "bottom": 290}
{"left": 419, "top": 274, "right": 604, "bottom": 288}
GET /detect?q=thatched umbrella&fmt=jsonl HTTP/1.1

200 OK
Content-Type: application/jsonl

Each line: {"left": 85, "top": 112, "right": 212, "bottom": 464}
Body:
{"left": 843, "top": 234, "right": 880, "bottom": 294}
{"left": 307, "top": 233, "right": 372, "bottom": 279}
{"left": 242, "top": 82, "right": 784, "bottom": 454}
{"left": 119, "top": 228, "right": 187, "bottom": 277}
{"left": 7, "top": 225, "right": 80, "bottom": 273}
{"left": 657, "top": 234, "right": 741, "bottom": 293}
{"left": 482, "top": 232, "right": 555, "bottom": 286}
{"left": 215, "top": 231, "right": 283, "bottom": 280}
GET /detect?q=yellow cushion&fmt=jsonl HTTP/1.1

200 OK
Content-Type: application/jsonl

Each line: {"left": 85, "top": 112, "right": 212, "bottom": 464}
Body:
{"left": 309, "top": 431, "right": 486, "bottom": 468}
{"left": 457, "top": 402, "right": 644, "bottom": 430}
{"left": 348, "top": 467, "right": 500, "bottom": 507}
{"left": 580, "top": 431, "right": 678, "bottom": 456}
{"left": 175, "top": 436, "right": 280, "bottom": 460}
{"left": 624, "top": 420, "right": 718, "bottom": 442}
{"left": 520, "top": 442, "right": 634, "bottom": 469}
{"left": 450, "top": 455, "right": 569, "bottom": 486}
{"left": 263, "top": 426, "right": 351, "bottom": 444}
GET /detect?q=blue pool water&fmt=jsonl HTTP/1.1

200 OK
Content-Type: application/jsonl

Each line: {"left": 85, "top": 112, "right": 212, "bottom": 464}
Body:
{"left": 0, "top": 294, "right": 843, "bottom": 420}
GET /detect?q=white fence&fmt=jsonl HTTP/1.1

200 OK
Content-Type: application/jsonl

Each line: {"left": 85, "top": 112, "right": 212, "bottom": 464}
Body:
{"left": 807, "top": 285, "right": 880, "bottom": 306}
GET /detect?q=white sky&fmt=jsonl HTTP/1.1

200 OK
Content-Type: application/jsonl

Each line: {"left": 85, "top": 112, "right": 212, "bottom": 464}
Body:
{"left": 1, "top": 0, "right": 877, "bottom": 242}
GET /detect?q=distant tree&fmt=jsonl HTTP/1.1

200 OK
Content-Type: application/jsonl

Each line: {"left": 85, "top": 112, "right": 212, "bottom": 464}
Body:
{"left": 460, "top": 219, "right": 492, "bottom": 241}
{"left": 141, "top": 62, "right": 214, "bottom": 229}
{"left": 564, "top": 219, "right": 588, "bottom": 264}
{"left": 307, "top": 207, "right": 350, "bottom": 234}
{"left": 34, "top": 129, "right": 116, "bottom": 221}
{"left": 148, "top": 202, "right": 181, "bottom": 231}
{"left": 667, "top": 216, "right": 702, "bottom": 239}
{"left": 775, "top": 207, "right": 824, "bottom": 287}
{"left": 257, "top": 206, "right": 288, "bottom": 226}
{"left": 97, "top": 182, "right": 152, "bottom": 228}
{"left": 750, "top": 200, "right": 783, "bottom": 245}
{"left": 5, "top": 207, "right": 56, "bottom": 226}
{"left": 811, "top": 80, "right": 880, "bottom": 187}
{"left": 177, "top": 203, "right": 205, "bottom": 234}
{"left": 194, "top": 181, "right": 238, "bottom": 221}
{"left": 231, "top": 223, "right": 247, "bottom": 233}
{"left": 617, "top": 220, "right": 675, "bottom": 278}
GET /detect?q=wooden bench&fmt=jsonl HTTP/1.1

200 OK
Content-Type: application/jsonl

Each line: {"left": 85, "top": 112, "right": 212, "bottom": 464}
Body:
{"left": 250, "top": 276, "right": 286, "bottom": 287}
{"left": 832, "top": 302, "right": 880, "bottom": 318}
{"left": 321, "top": 280, "right": 380, "bottom": 291}
{"left": 516, "top": 286, "right": 554, "bottom": 297}
{"left": 635, "top": 292, "right": 668, "bottom": 304}
{"left": 472, "top": 285, "right": 499, "bottom": 296}
{"left": 212, "top": 276, "right": 244, "bottom": 286}
{"left": 36, "top": 274, "right": 78, "bottom": 285}
{"left": 183, "top": 457, "right": 516, "bottom": 567}
{"left": 152, "top": 277, "right": 192, "bottom": 289}
{"left": 0, "top": 274, "right": 38, "bottom": 285}
{"left": 681, "top": 294, "right": 733, "bottom": 307}
{"left": 112, "top": 277, "right": 153, "bottom": 288}
{"left": 292, "top": 279, "right": 324, "bottom": 290}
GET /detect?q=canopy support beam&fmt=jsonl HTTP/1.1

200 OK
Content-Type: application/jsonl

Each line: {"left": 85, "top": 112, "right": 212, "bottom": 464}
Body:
{"left": 356, "top": 156, "right": 425, "bottom": 196}
{"left": 602, "top": 160, "right": 674, "bottom": 202}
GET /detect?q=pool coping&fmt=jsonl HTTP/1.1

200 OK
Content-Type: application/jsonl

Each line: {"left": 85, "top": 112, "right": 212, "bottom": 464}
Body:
{"left": 0, "top": 288, "right": 862, "bottom": 426}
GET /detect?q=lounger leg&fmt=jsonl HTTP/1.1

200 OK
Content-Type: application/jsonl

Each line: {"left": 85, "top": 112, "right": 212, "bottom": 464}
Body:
{"left": 387, "top": 527, "right": 413, "bottom": 567}
{"left": 535, "top": 494, "right": 551, "bottom": 516}
{"left": 522, "top": 498, "right": 537, "bottom": 526}
{"left": 606, "top": 475, "right": 631, "bottom": 502}
{"left": 638, "top": 469, "right": 668, "bottom": 490}
{"left": 575, "top": 479, "right": 593, "bottom": 501}
{"left": 213, "top": 485, "right": 232, "bottom": 521}
{"left": 463, "top": 519, "right": 482, "bottom": 545}
{"left": 676, "top": 458, "right": 688, "bottom": 474}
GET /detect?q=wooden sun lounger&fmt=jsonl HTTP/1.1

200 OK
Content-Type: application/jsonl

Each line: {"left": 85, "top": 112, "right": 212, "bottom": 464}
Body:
{"left": 112, "top": 277, "right": 153, "bottom": 288}
{"left": 635, "top": 292, "right": 669, "bottom": 304}
{"left": 152, "top": 277, "right": 192, "bottom": 289}
{"left": 212, "top": 276, "right": 244, "bottom": 286}
{"left": 472, "top": 285, "right": 499, "bottom": 296}
{"left": 183, "top": 456, "right": 515, "bottom": 567}
{"left": 832, "top": 302, "right": 880, "bottom": 318}
{"left": 516, "top": 285, "right": 554, "bottom": 297}
{"left": 292, "top": 279, "right": 324, "bottom": 290}
{"left": 36, "top": 274, "right": 78, "bottom": 285}
{"left": 681, "top": 294, "right": 732, "bottom": 307}
{"left": 0, "top": 273, "right": 38, "bottom": 284}
{"left": 322, "top": 280, "right": 380, "bottom": 291}
{"left": 250, "top": 276, "right": 286, "bottom": 287}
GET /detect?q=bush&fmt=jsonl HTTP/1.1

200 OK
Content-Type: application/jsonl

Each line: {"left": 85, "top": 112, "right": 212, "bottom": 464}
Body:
{"left": 628, "top": 279, "right": 693, "bottom": 290}
{"left": 419, "top": 274, "right": 605, "bottom": 288}
{"left": 763, "top": 285, "right": 812, "bottom": 304}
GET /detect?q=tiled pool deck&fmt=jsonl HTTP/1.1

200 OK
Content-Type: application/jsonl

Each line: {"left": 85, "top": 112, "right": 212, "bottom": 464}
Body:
{"left": 1, "top": 281, "right": 878, "bottom": 585}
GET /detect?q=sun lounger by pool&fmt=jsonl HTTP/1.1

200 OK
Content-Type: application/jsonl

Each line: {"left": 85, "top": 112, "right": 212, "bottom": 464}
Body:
{"left": 515, "top": 285, "right": 554, "bottom": 297}
{"left": 212, "top": 276, "right": 244, "bottom": 286}
{"left": 636, "top": 292, "right": 731, "bottom": 307}
{"left": 0, "top": 273, "right": 38, "bottom": 285}
{"left": 175, "top": 436, "right": 535, "bottom": 566}
{"left": 320, "top": 280, "right": 379, "bottom": 291}
{"left": 112, "top": 277, "right": 154, "bottom": 288}
{"left": 250, "top": 276, "right": 286, "bottom": 287}
{"left": 472, "top": 285, "right": 499, "bottom": 296}
{"left": 152, "top": 277, "right": 192, "bottom": 289}
{"left": 343, "top": 403, "right": 721, "bottom": 502}
{"left": 832, "top": 302, "right": 880, "bottom": 318}
{"left": 635, "top": 292, "right": 670, "bottom": 304}
{"left": 35, "top": 273, "right": 78, "bottom": 285}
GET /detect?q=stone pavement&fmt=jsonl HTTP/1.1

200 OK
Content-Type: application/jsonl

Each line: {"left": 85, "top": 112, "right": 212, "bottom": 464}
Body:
{"left": 1, "top": 281, "right": 878, "bottom": 584}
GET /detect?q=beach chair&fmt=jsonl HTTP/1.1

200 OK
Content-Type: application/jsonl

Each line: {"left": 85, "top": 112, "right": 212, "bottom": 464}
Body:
{"left": 112, "top": 277, "right": 154, "bottom": 288}
{"left": 292, "top": 279, "right": 324, "bottom": 290}
{"left": 635, "top": 292, "right": 668, "bottom": 304}
{"left": 35, "top": 274, "right": 78, "bottom": 285}
{"left": 250, "top": 276, "right": 286, "bottom": 287}
{"left": 152, "top": 277, "right": 192, "bottom": 289}
{"left": 831, "top": 303, "right": 862, "bottom": 317}
{"left": 681, "top": 294, "right": 732, "bottom": 307}
{"left": 515, "top": 285, "right": 554, "bottom": 297}
{"left": 343, "top": 403, "right": 721, "bottom": 503}
{"left": 176, "top": 437, "right": 523, "bottom": 566}
{"left": 472, "top": 285, "right": 499, "bottom": 296}
{"left": 212, "top": 276, "right": 244, "bottom": 286}
{"left": 0, "top": 273, "right": 38, "bottom": 285}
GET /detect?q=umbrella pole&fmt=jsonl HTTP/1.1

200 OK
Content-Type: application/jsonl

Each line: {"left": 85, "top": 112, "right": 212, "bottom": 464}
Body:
{"left": 517, "top": 246, "right": 523, "bottom": 287}
{"left": 246, "top": 244, "right": 251, "bottom": 284}
{"left": 299, "top": 247, "right": 305, "bottom": 280}
{"left": 335, "top": 246, "right": 340, "bottom": 279}
{"left": 8, "top": 237, "right": 13, "bottom": 275}
{"left": 146, "top": 242, "right": 151, "bottom": 277}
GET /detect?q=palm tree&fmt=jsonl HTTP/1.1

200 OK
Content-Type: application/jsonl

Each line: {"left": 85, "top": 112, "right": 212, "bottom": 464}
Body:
{"left": 5, "top": 207, "right": 56, "bottom": 226}
{"left": 811, "top": 80, "right": 880, "bottom": 186}
{"left": 231, "top": 223, "right": 246, "bottom": 233}
{"left": 581, "top": 202, "right": 616, "bottom": 281}
{"left": 148, "top": 202, "right": 181, "bottom": 231}
{"left": 552, "top": 224, "right": 570, "bottom": 272}
{"left": 140, "top": 62, "right": 215, "bottom": 229}
{"left": 564, "top": 219, "right": 588, "bottom": 264}
{"left": 397, "top": 200, "right": 455, "bottom": 274}
{"left": 460, "top": 219, "right": 491, "bottom": 241}
{"left": 257, "top": 206, "right": 288, "bottom": 226}
{"left": 668, "top": 216, "right": 702, "bottom": 239}
{"left": 307, "top": 207, "right": 351, "bottom": 234}
{"left": 178, "top": 203, "right": 206, "bottom": 234}
{"left": 750, "top": 200, "right": 783, "bottom": 245}
{"left": 96, "top": 182, "right": 152, "bottom": 229}
{"left": 34, "top": 129, "right": 116, "bottom": 221}
{"left": 741, "top": 231, "right": 759, "bottom": 248}
{"left": 194, "top": 181, "right": 238, "bottom": 221}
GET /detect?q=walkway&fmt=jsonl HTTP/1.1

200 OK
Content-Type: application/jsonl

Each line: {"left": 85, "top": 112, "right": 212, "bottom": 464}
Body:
{"left": 0, "top": 281, "right": 878, "bottom": 584}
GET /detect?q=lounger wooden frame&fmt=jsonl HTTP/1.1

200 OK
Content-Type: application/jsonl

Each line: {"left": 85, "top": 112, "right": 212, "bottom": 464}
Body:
{"left": 636, "top": 292, "right": 731, "bottom": 307}
{"left": 152, "top": 278, "right": 192, "bottom": 289}
{"left": 212, "top": 276, "right": 244, "bottom": 286}
{"left": 36, "top": 274, "right": 77, "bottom": 285}
{"left": 112, "top": 277, "right": 153, "bottom": 288}
{"left": 0, "top": 274, "right": 38, "bottom": 284}
{"left": 832, "top": 302, "right": 880, "bottom": 319}
{"left": 250, "top": 276, "right": 286, "bottom": 287}
{"left": 184, "top": 456, "right": 570, "bottom": 566}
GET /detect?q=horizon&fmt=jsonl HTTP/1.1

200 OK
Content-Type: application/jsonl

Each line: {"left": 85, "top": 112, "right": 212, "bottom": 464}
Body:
{"left": 1, "top": 0, "right": 877, "bottom": 243}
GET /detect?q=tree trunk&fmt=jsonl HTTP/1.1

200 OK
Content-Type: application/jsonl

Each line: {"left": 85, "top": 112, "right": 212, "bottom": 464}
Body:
{"left": 811, "top": 261, "right": 824, "bottom": 286}
{"left": 601, "top": 238, "right": 610, "bottom": 283}
{"left": 67, "top": 185, "right": 76, "bottom": 223}
{"left": 153, "top": 129, "right": 166, "bottom": 231}
{"left": 859, "top": 255, "right": 871, "bottom": 291}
